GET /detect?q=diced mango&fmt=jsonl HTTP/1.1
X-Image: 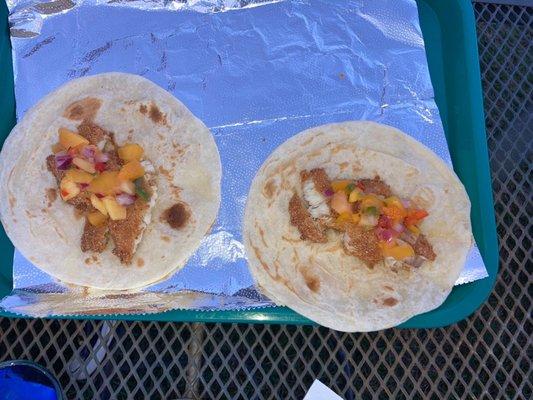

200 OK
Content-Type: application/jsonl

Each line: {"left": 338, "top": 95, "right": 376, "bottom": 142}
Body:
{"left": 331, "top": 180, "right": 352, "bottom": 192}
{"left": 52, "top": 143, "right": 64, "bottom": 153}
{"left": 382, "top": 244, "right": 415, "bottom": 260}
{"left": 331, "top": 191, "right": 352, "bottom": 214}
{"left": 87, "top": 211, "right": 108, "bottom": 227}
{"left": 348, "top": 189, "right": 362, "bottom": 203}
{"left": 65, "top": 169, "right": 94, "bottom": 184}
{"left": 87, "top": 171, "right": 120, "bottom": 196}
{"left": 118, "top": 143, "right": 144, "bottom": 162}
{"left": 118, "top": 160, "right": 144, "bottom": 181}
{"left": 361, "top": 195, "right": 383, "bottom": 210}
{"left": 72, "top": 157, "right": 96, "bottom": 174}
{"left": 59, "top": 128, "right": 89, "bottom": 149}
{"left": 335, "top": 212, "right": 352, "bottom": 223}
{"left": 407, "top": 224, "right": 421, "bottom": 235}
{"left": 102, "top": 196, "right": 127, "bottom": 220}
{"left": 90, "top": 194, "right": 108, "bottom": 216}
{"left": 384, "top": 196, "right": 405, "bottom": 211}
{"left": 118, "top": 180, "right": 135, "bottom": 195}
{"left": 59, "top": 178, "right": 80, "bottom": 201}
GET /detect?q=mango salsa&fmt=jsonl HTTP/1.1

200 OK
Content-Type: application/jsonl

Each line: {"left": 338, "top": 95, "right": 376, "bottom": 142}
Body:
{"left": 361, "top": 195, "right": 383, "bottom": 210}
{"left": 87, "top": 211, "right": 108, "bottom": 227}
{"left": 118, "top": 180, "right": 135, "bottom": 195}
{"left": 72, "top": 157, "right": 96, "bottom": 174}
{"left": 382, "top": 244, "right": 415, "bottom": 260}
{"left": 65, "top": 169, "right": 94, "bottom": 184}
{"left": 348, "top": 189, "right": 362, "bottom": 203}
{"left": 59, "top": 128, "right": 89, "bottom": 149}
{"left": 118, "top": 143, "right": 144, "bottom": 162}
{"left": 331, "top": 180, "right": 352, "bottom": 192}
{"left": 384, "top": 196, "right": 404, "bottom": 211}
{"left": 102, "top": 196, "right": 127, "bottom": 220}
{"left": 51, "top": 143, "right": 64, "bottom": 154}
{"left": 59, "top": 178, "right": 80, "bottom": 201}
{"left": 118, "top": 160, "right": 144, "bottom": 181}
{"left": 90, "top": 194, "right": 108, "bottom": 216}
{"left": 87, "top": 171, "right": 120, "bottom": 196}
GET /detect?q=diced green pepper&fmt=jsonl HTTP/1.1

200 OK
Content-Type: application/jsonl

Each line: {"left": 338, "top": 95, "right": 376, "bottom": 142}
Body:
{"left": 364, "top": 206, "right": 378, "bottom": 215}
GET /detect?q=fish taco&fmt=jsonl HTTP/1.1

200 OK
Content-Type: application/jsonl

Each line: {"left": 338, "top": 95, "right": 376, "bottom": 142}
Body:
{"left": 244, "top": 121, "right": 472, "bottom": 332}
{"left": 0, "top": 73, "right": 221, "bottom": 290}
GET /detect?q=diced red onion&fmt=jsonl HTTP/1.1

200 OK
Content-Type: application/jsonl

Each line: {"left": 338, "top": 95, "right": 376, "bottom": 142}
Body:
{"left": 324, "top": 188, "right": 334, "bottom": 197}
{"left": 401, "top": 198, "right": 411, "bottom": 208}
{"left": 392, "top": 222, "right": 405, "bottom": 233}
{"left": 79, "top": 183, "right": 89, "bottom": 190}
{"left": 376, "top": 228, "right": 395, "bottom": 243}
{"left": 81, "top": 145, "right": 97, "bottom": 162}
{"left": 116, "top": 193, "right": 136, "bottom": 206}
{"left": 95, "top": 152, "right": 109, "bottom": 163}
{"left": 55, "top": 151, "right": 72, "bottom": 170}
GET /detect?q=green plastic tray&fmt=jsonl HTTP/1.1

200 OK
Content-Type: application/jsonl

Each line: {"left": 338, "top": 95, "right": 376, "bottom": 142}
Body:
{"left": 0, "top": 0, "right": 498, "bottom": 327}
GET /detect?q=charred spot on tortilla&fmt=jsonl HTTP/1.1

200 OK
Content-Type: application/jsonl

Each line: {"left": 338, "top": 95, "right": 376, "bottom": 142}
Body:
{"left": 136, "top": 258, "right": 145, "bottom": 267}
{"left": 382, "top": 297, "right": 399, "bottom": 307}
{"left": 263, "top": 179, "right": 276, "bottom": 199}
{"left": 149, "top": 103, "right": 166, "bottom": 124}
{"left": 302, "top": 270, "right": 320, "bottom": 292}
{"left": 46, "top": 188, "right": 57, "bottom": 206}
{"left": 139, "top": 102, "right": 167, "bottom": 125}
{"left": 162, "top": 203, "right": 190, "bottom": 230}
{"left": 63, "top": 97, "right": 102, "bottom": 121}
{"left": 288, "top": 169, "right": 436, "bottom": 269}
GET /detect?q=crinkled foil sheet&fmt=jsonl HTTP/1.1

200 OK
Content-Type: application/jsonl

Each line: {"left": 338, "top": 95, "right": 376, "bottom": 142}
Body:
{"left": 1, "top": 0, "right": 488, "bottom": 317}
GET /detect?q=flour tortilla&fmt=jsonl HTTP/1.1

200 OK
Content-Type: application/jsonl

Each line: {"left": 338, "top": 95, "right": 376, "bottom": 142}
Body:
{"left": 244, "top": 121, "right": 472, "bottom": 332}
{"left": 0, "top": 73, "right": 221, "bottom": 290}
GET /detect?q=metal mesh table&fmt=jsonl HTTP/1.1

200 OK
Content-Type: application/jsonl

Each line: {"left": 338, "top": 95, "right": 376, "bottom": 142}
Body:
{"left": 0, "top": 2, "right": 531, "bottom": 399}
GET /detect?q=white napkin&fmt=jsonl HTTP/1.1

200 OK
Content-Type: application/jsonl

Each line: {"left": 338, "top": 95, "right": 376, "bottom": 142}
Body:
{"left": 304, "top": 380, "right": 343, "bottom": 400}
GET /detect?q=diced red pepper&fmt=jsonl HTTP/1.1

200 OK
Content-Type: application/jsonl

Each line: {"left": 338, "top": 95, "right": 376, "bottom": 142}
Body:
{"left": 94, "top": 162, "right": 107, "bottom": 173}
{"left": 411, "top": 209, "right": 428, "bottom": 219}
{"left": 356, "top": 181, "right": 365, "bottom": 191}
{"left": 404, "top": 209, "right": 429, "bottom": 226}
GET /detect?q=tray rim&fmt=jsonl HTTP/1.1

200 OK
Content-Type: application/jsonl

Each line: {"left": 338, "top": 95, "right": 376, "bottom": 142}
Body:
{"left": 0, "top": 0, "right": 499, "bottom": 328}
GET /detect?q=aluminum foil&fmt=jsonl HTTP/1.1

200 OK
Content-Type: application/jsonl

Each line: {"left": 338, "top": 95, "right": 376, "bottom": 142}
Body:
{"left": 1, "top": 0, "right": 488, "bottom": 317}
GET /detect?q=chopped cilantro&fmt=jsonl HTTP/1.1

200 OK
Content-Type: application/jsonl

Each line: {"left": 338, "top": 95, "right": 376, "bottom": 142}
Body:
{"left": 134, "top": 178, "right": 149, "bottom": 201}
